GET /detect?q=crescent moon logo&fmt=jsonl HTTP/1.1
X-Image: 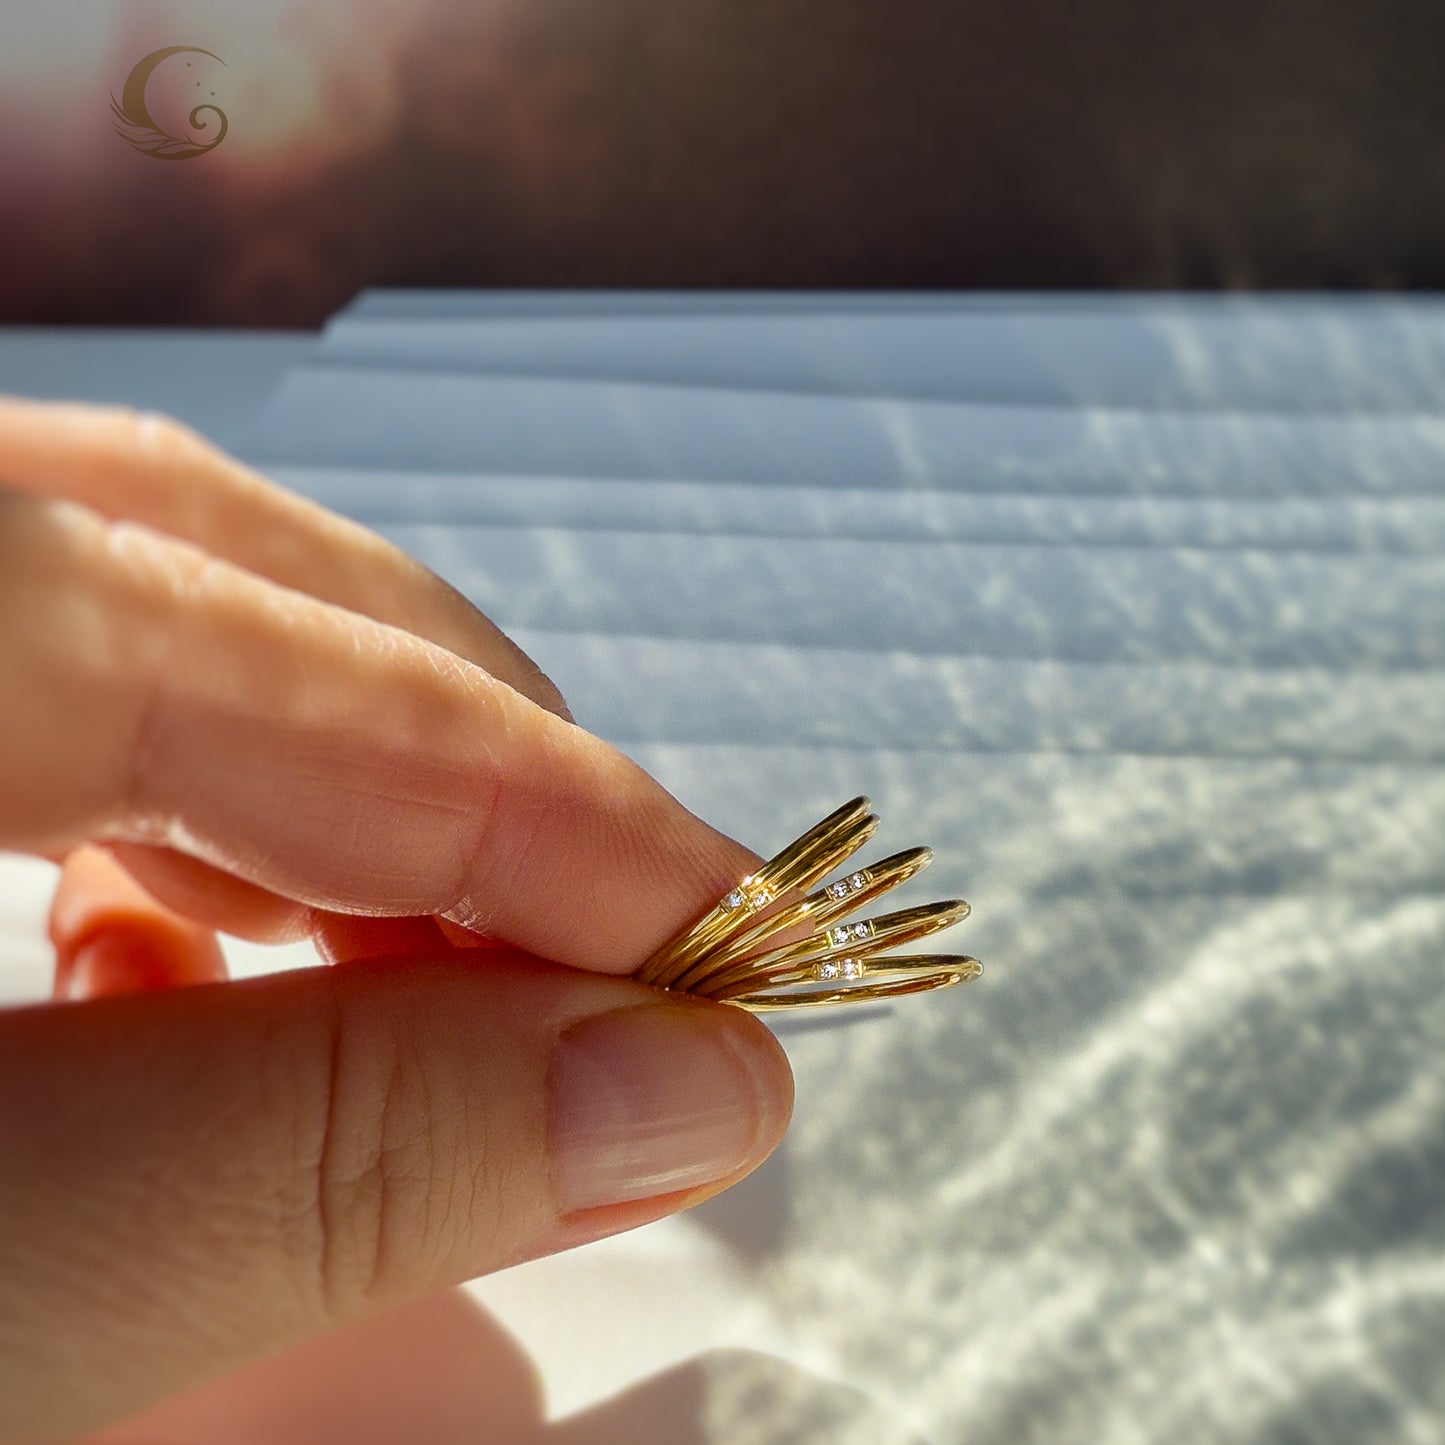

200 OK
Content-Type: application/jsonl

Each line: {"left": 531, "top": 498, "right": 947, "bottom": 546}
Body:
{"left": 110, "top": 46, "right": 229, "bottom": 160}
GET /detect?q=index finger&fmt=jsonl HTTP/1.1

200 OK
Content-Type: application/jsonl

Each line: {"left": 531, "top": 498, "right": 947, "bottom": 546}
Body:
{"left": 0, "top": 394, "right": 580, "bottom": 941}
{"left": 0, "top": 490, "right": 756, "bottom": 974}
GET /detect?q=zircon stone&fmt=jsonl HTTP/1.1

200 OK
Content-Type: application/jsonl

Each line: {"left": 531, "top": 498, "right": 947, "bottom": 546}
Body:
{"left": 840, "top": 959, "right": 865, "bottom": 980}
{"left": 723, "top": 888, "right": 746, "bottom": 911}
{"left": 816, "top": 960, "right": 841, "bottom": 981}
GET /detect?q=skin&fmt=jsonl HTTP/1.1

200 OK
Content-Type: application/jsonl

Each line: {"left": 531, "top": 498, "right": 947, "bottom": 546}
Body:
{"left": 0, "top": 397, "right": 794, "bottom": 1444}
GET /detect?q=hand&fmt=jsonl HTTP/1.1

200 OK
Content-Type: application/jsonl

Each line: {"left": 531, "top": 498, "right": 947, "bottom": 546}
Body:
{"left": 0, "top": 398, "right": 793, "bottom": 1444}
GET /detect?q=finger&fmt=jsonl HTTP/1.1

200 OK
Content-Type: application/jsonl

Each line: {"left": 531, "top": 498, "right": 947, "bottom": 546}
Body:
{"left": 0, "top": 397, "right": 570, "bottom": 718}
{"left": 101, "top": 845, "right": 514, "bottom": 948}
{"left": 0, "top": 952, "right": 793, "bottom": 1443}
{"left": 48, "top": 844, "right": 227, "bottom": 998}
{"left": 0, "top": 395, "right": 575, "bottom": 945}
{"left": 0, "top": 491, "right": 757, "bottom": 973}
{"left": 98, "top": 847, "right": 467, "bottom": 954}
{"left": 103, "top": 841, "right": 317, "bottom": 943}
{"left": 54, "top": 848, "right": 449, "bottom": 975}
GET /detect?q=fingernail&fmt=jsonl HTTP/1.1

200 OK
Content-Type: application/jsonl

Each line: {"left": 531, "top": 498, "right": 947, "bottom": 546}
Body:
{"left": 549, "top": 1002, "right": 783, "bottom": 1213}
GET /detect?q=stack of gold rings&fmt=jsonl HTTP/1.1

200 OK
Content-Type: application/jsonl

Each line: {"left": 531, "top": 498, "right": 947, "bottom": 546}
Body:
{"left": 634, "top": 796, "right": 982, "bottom": 1012}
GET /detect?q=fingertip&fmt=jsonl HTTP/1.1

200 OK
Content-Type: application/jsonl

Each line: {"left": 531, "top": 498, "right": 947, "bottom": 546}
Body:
{"left": 546, "top": 993, "right": 796, "bottom": 1219}
{"left": 727, "top": 1001, "right": 798, "bottom": 1147}
{"left": 47, "top": 844, "right": 144, "bottom": 950}
{"left": 534, "top": 996, "right": 794, "bottom": 1257}
{"left": 49, "top": 844, "right": 227, "bottom": 999}
{"left": 60, "top": 920, "right": 227, "bottom": 999}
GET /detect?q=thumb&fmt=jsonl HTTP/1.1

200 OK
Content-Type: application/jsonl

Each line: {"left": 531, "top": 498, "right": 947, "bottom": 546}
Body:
{"left": 0, "top": 953, "right": 792, "bottom": 1444}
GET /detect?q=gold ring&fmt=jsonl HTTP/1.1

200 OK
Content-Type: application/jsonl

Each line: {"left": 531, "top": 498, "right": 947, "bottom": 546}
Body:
{"left": 635, "top": 797, "right": 983, "bottom": 1012}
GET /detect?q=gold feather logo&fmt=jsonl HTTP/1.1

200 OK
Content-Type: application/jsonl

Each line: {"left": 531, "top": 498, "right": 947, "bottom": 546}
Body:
{"left": 111, "top": 46, "right": 229, "bottom": 159}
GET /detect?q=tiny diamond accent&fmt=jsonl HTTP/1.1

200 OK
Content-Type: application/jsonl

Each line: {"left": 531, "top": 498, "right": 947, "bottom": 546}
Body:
{"left": 814, "top": 957, "right": 866, "bottom": 983}
{"left": 825, "top": 871, "right": 870, "bottom": 902}
{"left": 725, "top": 879, "right": 776, "bottom": 913}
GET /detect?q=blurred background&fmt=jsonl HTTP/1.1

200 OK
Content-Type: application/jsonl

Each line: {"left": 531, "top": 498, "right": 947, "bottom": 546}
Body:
{"left": 5, "top": 0, "right": 1445, "bottom": 326}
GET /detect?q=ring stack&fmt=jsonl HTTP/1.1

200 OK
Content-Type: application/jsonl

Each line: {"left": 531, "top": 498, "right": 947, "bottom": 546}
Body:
{"left": 633, "top": 796, "right": 982, "bottom": 1012}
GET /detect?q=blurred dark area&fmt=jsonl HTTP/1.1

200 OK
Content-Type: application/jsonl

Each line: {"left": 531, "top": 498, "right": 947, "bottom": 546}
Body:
{"left": 4, "top": 0, "right": 1445, "bottom": 327}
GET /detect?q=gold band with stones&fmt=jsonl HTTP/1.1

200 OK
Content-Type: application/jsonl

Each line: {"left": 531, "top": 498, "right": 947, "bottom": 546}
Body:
{"left": 729, "top": 957, "right": 983, "bottom": 1012}
{"left": 633, "top": 796, "right": 983, "bottom": 1012}
{"left": 634, "top": 795, "right": 878, "bottom": 989}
